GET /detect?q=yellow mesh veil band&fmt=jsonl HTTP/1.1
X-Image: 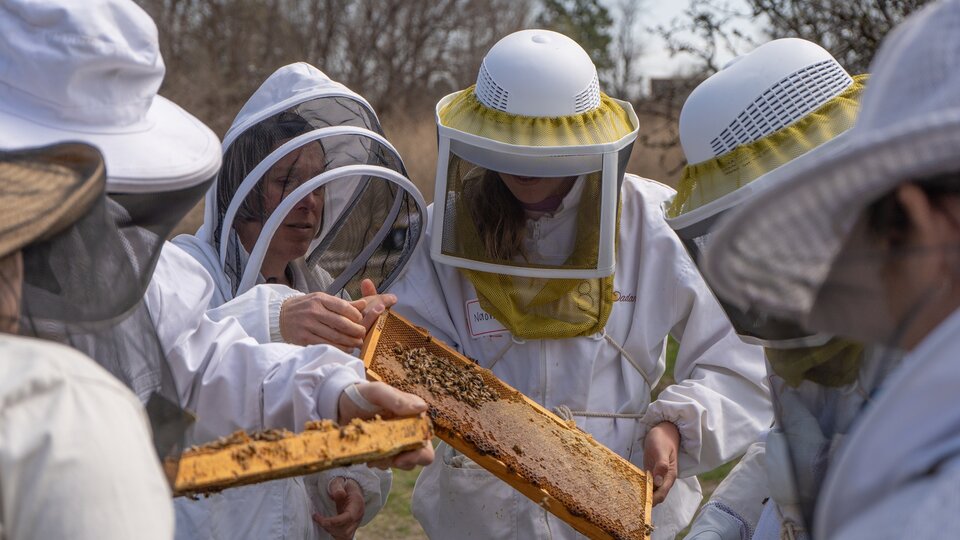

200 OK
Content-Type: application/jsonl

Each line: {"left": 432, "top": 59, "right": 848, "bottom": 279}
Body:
{"left": 456, "top": 174, "right": 618, "bottom": 339}
{"left": 764, "top": 338, "right": 864, "bottom": 388}
{"left": 439, "top": 86, "right": 635, "bottom": 147}
{"left": 668, "top": 75, "right": 867, "bottom": 219}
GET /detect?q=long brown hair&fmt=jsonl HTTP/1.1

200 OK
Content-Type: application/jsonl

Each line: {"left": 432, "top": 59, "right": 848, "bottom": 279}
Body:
{"left": 468, "top": 170, "right": 526, "bottom": 261}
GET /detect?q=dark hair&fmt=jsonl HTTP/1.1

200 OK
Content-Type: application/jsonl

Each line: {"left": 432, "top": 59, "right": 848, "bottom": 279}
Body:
{"left": 215, "top": 111, "right": 318, "bottom": 249}
{"left": 468, "top": 170, "right": 526, "bottom": 261}
{"left": 867, "top": 171, "right": 960, "bottom": 245}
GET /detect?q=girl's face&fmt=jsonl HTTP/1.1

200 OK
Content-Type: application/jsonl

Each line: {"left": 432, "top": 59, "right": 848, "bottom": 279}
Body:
{"left": 237, "top": 142, "right": 326, "bottom": 266}
{"left": 499, "top": 173, "right": 576, "bottom": 207}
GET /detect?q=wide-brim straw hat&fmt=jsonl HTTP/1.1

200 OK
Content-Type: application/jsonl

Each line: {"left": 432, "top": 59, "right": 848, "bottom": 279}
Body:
{"left": 0, "top": 143, "right": 105, "bottom": 259}
{"left": 0, "top": 0, "right": 220, "bottom": 193}
{"left": 701, "top": 0, "right": 960, "bottom": 322}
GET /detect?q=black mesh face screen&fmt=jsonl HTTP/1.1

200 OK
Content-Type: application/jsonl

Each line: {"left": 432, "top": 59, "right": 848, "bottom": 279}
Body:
{"left": 216, "top": 96, "right": 393, "bottom": 254}
{"left": 110, "top": 178, "right": 212, "bottom": 240}
{"left": 306, "top": 177, "right": 422, "bottom": 299}
{"left": 20, "top": 192, "right": 195, "bottom": 463}
{"left": 214, "top": 94, "right": 422, "bottom": 299}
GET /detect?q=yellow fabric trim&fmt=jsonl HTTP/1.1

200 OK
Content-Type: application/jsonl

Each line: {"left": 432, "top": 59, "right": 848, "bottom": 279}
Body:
{"left": 438, "top": 86, "right": 635, "bottom": 147}
{"left": 764, "top": 338, "right": 864, "bottom": 388}
{"left": 668, "top": 74, "right": 868, "bottom": 219}
{"left": 458, "top": 177, "right": 618, "bottom": 339}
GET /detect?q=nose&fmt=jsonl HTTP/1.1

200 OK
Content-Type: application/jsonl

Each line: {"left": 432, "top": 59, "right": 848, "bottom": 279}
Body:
{"left": 294, "top": 189, "right": 322, "bottom": 212}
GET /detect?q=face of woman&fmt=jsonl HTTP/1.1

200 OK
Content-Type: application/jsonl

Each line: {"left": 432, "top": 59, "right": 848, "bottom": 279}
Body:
{"left": 237, "top": 142, "right": 326, "bottom": 268}
{"left": 499, "top": 172, "right": 576, "bottom": 207}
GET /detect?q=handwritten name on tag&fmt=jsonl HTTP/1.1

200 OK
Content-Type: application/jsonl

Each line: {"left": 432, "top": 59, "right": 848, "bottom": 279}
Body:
{"left": 465, "top": 299, "right": 508, "bottom": 338}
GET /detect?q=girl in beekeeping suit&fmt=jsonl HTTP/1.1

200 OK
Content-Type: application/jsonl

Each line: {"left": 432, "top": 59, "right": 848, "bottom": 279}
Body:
{"left": 389, "top": 29, "right": 773, "bottom": 539}
{"left": 700, "top": 1, "right": 960, "bottom": 537}
{"left": 173, "top": 62, "right": 428, "bottom": 540}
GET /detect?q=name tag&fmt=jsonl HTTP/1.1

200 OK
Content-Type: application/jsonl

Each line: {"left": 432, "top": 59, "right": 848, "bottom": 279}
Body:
{"left": 465, "top": 299, "right": 508, "bottom": 338}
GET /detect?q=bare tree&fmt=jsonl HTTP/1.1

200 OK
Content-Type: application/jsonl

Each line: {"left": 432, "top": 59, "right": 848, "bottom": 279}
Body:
{"left": 608, "top": 0, "right": 645, "bottom": 101}
{"left": 137, "top": 0, "right": 534, "bottom": 134}
{"left": 642, "top": 0, "right": 931, "bottom": 171}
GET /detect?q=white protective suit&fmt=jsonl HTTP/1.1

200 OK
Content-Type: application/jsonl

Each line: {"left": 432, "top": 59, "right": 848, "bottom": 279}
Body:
{"left": 812, "top": 308, "right": 960, "bottom": 539}
{"left": 146, "top": 243, "right": 376, "bottom": 540}
{"left": 688, "top": 344, "right": 899, "bottom": 540}
{"left": 0, "top": 335, "right": 173, "bottom": 540}
{"left": 171, "top": 63, "right": 409, "bottom": 539}
{"left": 172, "top": 234, "right": 390, "bottom": 540}
{"left": 392, "top": 174, "right": 773, "bottom": 539}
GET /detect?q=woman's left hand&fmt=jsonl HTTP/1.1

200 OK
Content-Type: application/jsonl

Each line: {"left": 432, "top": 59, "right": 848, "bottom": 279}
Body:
{"left": 313, "top": 477, "right": 365, "bottom": 540}
{"left": 643, "top": 421, "right": 680, "bottom": 506}
{"left": 352, "top": 278, "right": 397, "bottom": 331}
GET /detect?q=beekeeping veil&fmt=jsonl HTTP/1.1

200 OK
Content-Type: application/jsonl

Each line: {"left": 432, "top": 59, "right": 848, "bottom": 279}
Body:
{"left": 210, "top": 63, "right": 426, "bottom": 299}
{"left": 701, "top": 3, "right": 960, "bottom": 530}
{"left": 0, "top": 0, "right": 223, "bottom": 463}
{"left": 432, "top": 30, "right": 638, "bottom": 339}
{"left": 668, "top": 38, "right": 866, "bottom": 349}
{"left": 702, "top": 2, "right": 960, "bottom": 350}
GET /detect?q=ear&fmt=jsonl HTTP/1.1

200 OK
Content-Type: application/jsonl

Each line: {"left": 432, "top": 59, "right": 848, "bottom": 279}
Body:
{"left": 896, "top": 183, "right": 938, "bottom": 243}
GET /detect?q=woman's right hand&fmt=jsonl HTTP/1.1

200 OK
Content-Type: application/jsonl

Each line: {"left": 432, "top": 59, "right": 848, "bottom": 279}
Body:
{"left": 279, "top": 292, "right": 367, "bottom": 351}
{"left": 337, "top": 381, "right": 435, "bottom": 469}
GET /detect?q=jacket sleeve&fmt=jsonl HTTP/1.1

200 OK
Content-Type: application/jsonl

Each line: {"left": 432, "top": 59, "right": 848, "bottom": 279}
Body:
{"left": 307, "top": 466, "right": 393, "bottom": 527}
{"left": 206, "top": 283, "right": 304, "bottom": 344}
{"left": 147, "top": 244, "right": 364, "bottom": 442}
{"left": 639, "top": 244, "right": 773, "bottom": 477}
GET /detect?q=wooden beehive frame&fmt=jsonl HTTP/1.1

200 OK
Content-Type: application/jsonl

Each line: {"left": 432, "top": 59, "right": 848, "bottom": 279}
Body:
{"left": 361, "top": 311, "right": 653, "bottom": 540}
{"left": 172, "top": 415, "right": 432, "bottom": 497}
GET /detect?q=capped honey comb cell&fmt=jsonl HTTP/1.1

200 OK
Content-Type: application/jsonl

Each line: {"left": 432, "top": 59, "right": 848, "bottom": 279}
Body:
{"left": 172, "top": 415, "right": 432, "bottom": 498}
{"left": 361, "top": 311, "right": 653, "bottom": 540}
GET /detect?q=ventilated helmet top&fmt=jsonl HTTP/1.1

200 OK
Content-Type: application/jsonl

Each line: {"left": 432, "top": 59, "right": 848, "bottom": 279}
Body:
{"left": 475, "top": 29, "right": 600, "bottom": 117}
{"left": 680, "top": 38, "right": 853, "bottom": 164}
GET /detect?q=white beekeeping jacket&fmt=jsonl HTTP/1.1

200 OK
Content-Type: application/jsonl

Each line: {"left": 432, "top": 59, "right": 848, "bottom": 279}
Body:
{"left": 149, "top": 244, "right": 386, "bottom": 540}
{"left": 171, "top": 64, "right": 401, "bottom": 540}
{"left": 392, "top": 174, "right": 773, "bottom": 540}
{"left": 0, "top": 336, "right": 173, "bottom": 540}
{"left": 814, "top": 307, "right": 960, "bottom": 539}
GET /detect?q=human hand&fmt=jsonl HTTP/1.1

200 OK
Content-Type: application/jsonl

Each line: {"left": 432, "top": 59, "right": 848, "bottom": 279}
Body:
{"left": 351, "top": 278, "right": 397, "bottom": 331}
{"left": 280, "top": 292, "right": 366, "bottom": 351}
{"left": 337, "top": 381, "right": 434, "bottom": 470}
{"left": 643, "top": 421, "right": 680, "bottom": 506}
{"left": 312, "top": 477, "right": 364, "bottom": 540}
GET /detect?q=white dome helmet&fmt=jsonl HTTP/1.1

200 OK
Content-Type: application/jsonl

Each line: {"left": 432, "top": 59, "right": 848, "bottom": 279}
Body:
{"left": 475, "top": 29, "right": 601, "bottom": 117}
{"left": 680, "top": 38, "right": 853, "bottom": 165}
{"left": 431, "top": 29, "right": 638, "bottom": 280}
{"left": 669, "top": 38, "right": 865, "bottom": 348}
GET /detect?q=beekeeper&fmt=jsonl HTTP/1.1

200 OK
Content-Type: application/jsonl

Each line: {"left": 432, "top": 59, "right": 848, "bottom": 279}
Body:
{"left": 174, "top": 62, "right": 425, "bottom": 350}
{"left": 0, "top": 143, "right": 172, "bottom": 539}
{"left": 0, "top": 3, "right": 434, "bottom": 539}
{"left": 172, "top": 62, "right": 427, "bottom": 539}
{"left": 701, "top": 1, "right": 960, "bottom": 537}
{"left": 666, "top": 38, "right": 891, "bottom": 540}
{"left": 389, "top": 29, "right": 773, "bottom": 539}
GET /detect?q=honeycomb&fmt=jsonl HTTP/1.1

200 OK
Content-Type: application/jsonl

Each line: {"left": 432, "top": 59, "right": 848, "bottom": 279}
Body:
{"left": 172, "top": 415, "right": 432, "bottom": 498}
{"left": 362, "top": 311, "right": 653, "bottom": 540}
